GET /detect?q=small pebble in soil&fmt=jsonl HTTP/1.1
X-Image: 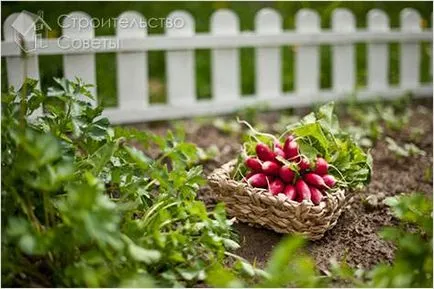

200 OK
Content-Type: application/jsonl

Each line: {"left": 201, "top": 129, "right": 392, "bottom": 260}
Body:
{"left": 364, "top": 192, "right": 386, "bottom": 211}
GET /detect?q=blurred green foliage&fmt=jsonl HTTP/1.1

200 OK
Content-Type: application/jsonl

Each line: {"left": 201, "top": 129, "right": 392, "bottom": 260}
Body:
{"left": 1, "top": 1, "right": 432, "bottom": 106}
{"left": 207, "top": 234, "right": 325, "bottom": 288}
{"left": 331, "top": 193, "right": 433, "bottom": 288}
{"left": 342, "top": 95, "right": 413, "bottom": 148}
{"left": 1, "top": 78, "right": 240, "bottom": 287}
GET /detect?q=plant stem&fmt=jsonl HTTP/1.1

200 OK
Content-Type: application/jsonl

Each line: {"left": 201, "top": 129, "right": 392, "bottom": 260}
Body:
{"left": 237, "top": 118, "right": 278, "bottom": 143}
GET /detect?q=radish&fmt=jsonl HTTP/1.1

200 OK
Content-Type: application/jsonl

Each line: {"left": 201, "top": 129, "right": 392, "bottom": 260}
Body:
{"left": 322, "top": 174, "right": 337, "bottom": 188}
{"left": 284, "top": 134, "right": 295, "bottom": 144}
{"left": 274, "top": 146, "right": 286, "bottom": 160}
{"left": 274, "top": 141, "right": 284, "bottom": 150}
{"left": 314, "top": 157, "right": 328, "bottom": 175}
{"left": 256, "top": 143, "right": 275, "bottom": 162}
{"left": 295, "top": 179, "right": 311, "bottom": 202}
{"left": 279, "top": 166, "right": 295, "bottom": 183}
{"left": 304, "top": 173, "right": 327, "bottom": 189}
{"left": 245, "top": 157, "right": 262, "bottom": 172}
{"left": 266, "top": 175, "right": 275, "bottom": 184}
{"left": 269, "top": 179, "right": 285, "bottom": 195}
{"left": 247, "top": 173, "right": 268, "bottom": 188}
{"left": 309, "top": 186, "right": 323, "bottom": 205}
{"left": 298, "top": 157, "right": 310, "bottom": 171}
{"left": 283, "top": 184, "right": 296, "bottom": 200}
{"left": 243, "top": 171, "right": 255, "bottom": 182}
{"left": 283, "top": 140, "right": 299, "bottom": 160}
{"left": 262, "top": 161, "right": 280, "bottom": 176}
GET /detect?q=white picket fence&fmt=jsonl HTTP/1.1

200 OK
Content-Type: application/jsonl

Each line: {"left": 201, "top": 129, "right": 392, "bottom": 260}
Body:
{"left": 2, "top": 8, "right": 433, "bottom": 124}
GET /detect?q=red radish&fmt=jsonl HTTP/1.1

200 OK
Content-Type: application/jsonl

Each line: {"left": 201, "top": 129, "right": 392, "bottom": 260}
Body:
{"left": 274, "top": 141, "right": 284, "bottom": 150}
{"left": 322, "top": 174, "right": 337, "bottom": 188}
{"left": 314, "top": 157, "right": 328, "bottom": 175}
{"left": 284, "top": 134, "right": 295, "bottom": 144}
{"left": 309, "top": 186, "right": 323, "bottom": 205}
{"left": 247, "top": 173, "right": 268, "bottom": 188}
{"left": 298, "top": 157, "right": 310, "bottom": 171}
{"left": 283, "top": 184, "right": 296, "bottom": 200}
{"left": 304, "top": 173, "right": 327, "bottom": 189}
{"left": 273, "top": 146, "right": 286, "bottom": 160}
{"left": 262, "top": 161, "right": 280, "bottom": 176}
{"left": 245, "top": 157, "right": 262, "bottom": 172}
{"left": 266, "top": 175, "right": 275, "bottom": 184}
{"left": 295, "top": 179, "right": 311, "bottom": 202}
{"left": 279, "top": 166, "right": 295, "bottom": 183}
{"left": 283, "top": 140, "right": 299, "bottom": 160}
{"left": 256, "top": 143, "right": 276, "bottom": 162}
{"left": 269, "top": 179, "right": 285, "bottom": 195}
{"left": 243, "top": 171, "right": 255, "bottom": 182}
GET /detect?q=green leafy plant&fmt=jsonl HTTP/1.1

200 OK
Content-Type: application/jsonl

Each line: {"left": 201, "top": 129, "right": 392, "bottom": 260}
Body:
{"left": 330, "top": 193, "right": 433, "bottom": 288}
{"left": 1, "top": 78, "right": 239, "bottom": 287}
{"left": 370, "top": 193, "right": 433, "bottom": 287}
{"left": 206, "top": 235, "right": 324, "bottom": 288}
{"left": 212, "top": 118, "right": 242, "bottom": 135}
{"left": 344, "top": 96, "right": 412, "bottom": 149}
{"left": 385, "top": 137, "right": 426, "bottom": 158}
{"left": 284, "top": 102, "right": 372, "bottom": 190}
{"left": 423, "top": 166, "right": 433, "bottom": 183}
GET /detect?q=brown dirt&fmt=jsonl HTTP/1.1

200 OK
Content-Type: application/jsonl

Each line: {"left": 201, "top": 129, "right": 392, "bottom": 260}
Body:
{"left": 129, "top": 99, "right": 433, "bottom": 275}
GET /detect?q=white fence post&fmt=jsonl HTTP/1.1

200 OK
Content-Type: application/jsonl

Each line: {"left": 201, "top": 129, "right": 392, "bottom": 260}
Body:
{"left": 255, "top": 8, "right": 282, "bottom": 99}
{"left": 166, "top": 11, "right": 196, "bottom": 106}
{"left": 62, "top": 12, "right": 97, "bottom": 105}
{"left": 400, "top": 8, "right": 421, "bottom": 89}
{"left": 332, "top": 9, "right": 355, "bottom": 93}
{"left": 295, "top": 9, "right": 320, "bottom": 96}
{"left": 211, "top": 9, "right": 240, "bottom": 102}
{"left": 3, "top": 12, "right": 40, "bottom": 90}
{"left": 116, "top": 11, "right": 148, "bottom": 109}
{"left": 367, "top": 9, "right": 390, "bottom": 92}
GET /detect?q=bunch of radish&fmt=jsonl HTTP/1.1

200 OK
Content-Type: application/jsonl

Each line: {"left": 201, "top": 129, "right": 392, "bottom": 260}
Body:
{"left": 243, "top": 135, "right": 337, "bottom": 205}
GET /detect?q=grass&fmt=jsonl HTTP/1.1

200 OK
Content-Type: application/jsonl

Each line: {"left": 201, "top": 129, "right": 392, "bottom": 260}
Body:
{"left": 1, "top": 1, "right": 432, "bottom": 107}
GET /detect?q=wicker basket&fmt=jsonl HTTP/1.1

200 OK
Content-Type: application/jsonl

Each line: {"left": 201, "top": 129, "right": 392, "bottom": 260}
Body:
{"left": 207, "top": 159, "right": 354, "bottom": 240}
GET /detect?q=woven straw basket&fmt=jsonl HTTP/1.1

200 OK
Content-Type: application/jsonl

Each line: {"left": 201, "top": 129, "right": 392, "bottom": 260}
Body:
{"left": 208, "top": 159, "right": 354, "bottom": 240}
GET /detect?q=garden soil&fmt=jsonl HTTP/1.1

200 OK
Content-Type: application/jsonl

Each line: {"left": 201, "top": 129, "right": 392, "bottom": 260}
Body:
{"left": 130, "top": 99, "right": 433, "bottom": 278}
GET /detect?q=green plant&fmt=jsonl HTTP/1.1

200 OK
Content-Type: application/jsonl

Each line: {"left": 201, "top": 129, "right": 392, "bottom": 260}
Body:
{"left": 409, "top": 127, "right": 424, "bottom": 144}
{"left": 423, "top": 166, "right": 433, "bottom": 183}
{"left": 271, "top": 114, "right": 300, "bottom": 134}
{"left": 1, "top": 78, "right": 239, "bottom": 287}
{"left": 385, "top": 137, "right": 426, "bottom": 158}
{"left": 330, "top": 193, "right": 433, "bottom": 288}
{"left": 344, "top": 97, "right": 412, "bottom": 149}
{"left": 206, "top": 235, "right": 324, "bottom": 288}
{"left": 212, "top": 118, "right": 242, "bottom": 135}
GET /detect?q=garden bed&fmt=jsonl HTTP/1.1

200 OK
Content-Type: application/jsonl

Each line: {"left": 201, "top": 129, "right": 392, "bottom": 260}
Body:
{"left": 130, "top": 98, "right": 433, "bottom": 277}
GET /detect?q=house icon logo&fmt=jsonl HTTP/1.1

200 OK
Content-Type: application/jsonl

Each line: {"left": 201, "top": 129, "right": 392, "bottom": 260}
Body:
{"left": 10, "top": 10, "right": 51, "bottom": 53}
